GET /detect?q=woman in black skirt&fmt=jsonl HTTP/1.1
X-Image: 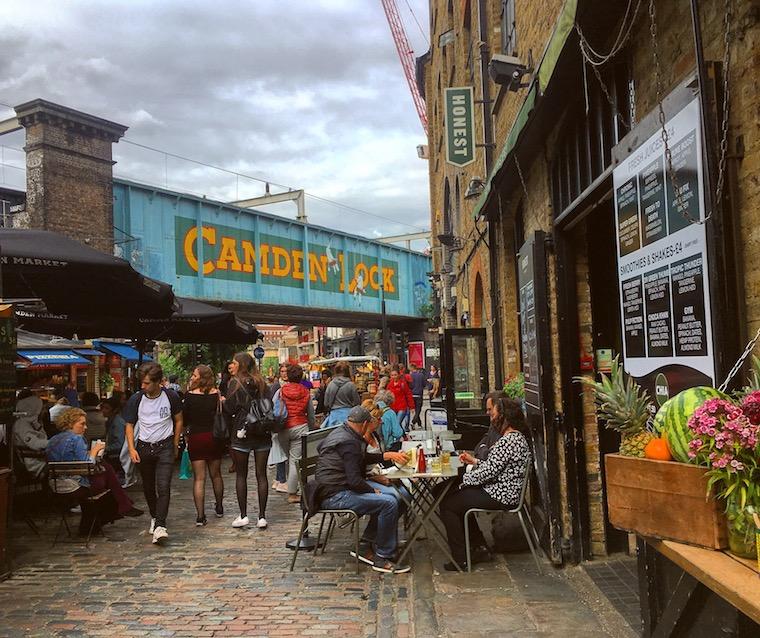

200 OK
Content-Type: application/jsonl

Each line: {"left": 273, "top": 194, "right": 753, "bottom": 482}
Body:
{"left": 183, "top": 364, "right": 225, "bottom": 526}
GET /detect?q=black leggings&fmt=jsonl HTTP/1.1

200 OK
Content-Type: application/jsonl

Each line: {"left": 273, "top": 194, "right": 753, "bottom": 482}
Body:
{"left": 230, "top": 448, "right": 269, "bottom": 519}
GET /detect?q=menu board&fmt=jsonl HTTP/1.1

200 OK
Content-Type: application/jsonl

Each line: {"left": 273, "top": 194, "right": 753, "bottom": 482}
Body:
{"left": 613, "top": 98, "right": 714, "bottom": 388}
{"left": 518, "top": 236, "right": 542, "bottom": 410}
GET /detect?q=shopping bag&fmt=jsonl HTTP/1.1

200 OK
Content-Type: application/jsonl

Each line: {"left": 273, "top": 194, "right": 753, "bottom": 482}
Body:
{"left": 179, "top": 447, "right": 193, "bottom": 479}
{"left": 267, "top": 431, "right": 288, "bottom": 465}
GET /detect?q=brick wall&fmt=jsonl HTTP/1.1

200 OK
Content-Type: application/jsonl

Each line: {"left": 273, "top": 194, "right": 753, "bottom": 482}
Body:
{"left": 16, "top": 100, "right": 127, "bottom": 254}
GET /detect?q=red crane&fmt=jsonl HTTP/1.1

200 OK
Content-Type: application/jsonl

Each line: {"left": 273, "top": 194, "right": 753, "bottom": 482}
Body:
{"left": 380, "top": 0, "right": 429, "bottom": 136}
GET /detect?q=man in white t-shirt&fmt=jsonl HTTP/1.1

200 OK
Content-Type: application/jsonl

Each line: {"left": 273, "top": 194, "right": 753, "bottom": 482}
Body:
{"left": 125, "top": 362, "right": 183, "bottom": 544}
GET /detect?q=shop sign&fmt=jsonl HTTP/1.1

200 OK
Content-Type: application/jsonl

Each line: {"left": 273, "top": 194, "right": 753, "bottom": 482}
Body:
{"left": 407, "top": 341, "right": 425, "bottom": 369}
{"left": 613, "top": 97, "right": 714, "bottom": 392}
{"left": 175, "top": 217, "right": 400, "bottom": 300}
{"left": 444, "top": 87, "right": 475, "bottom": 167}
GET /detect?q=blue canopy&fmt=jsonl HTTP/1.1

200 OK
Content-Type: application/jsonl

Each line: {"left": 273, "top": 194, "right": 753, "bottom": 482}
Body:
{"left": 93, "top": 341, "right": 152, "bottom": 362}
{"left": 17, "top": 349, "right": 92, "bottom": 366}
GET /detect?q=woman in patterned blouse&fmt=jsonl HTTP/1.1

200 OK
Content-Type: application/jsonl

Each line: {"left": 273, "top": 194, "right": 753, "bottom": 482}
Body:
{"left": 439, "top": 397, "right": 531, "bottom": 571}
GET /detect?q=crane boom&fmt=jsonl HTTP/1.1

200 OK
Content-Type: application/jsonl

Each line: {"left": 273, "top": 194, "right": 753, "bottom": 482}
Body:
{"left": 380, "top": 0, "right": 429, "bottom": 135}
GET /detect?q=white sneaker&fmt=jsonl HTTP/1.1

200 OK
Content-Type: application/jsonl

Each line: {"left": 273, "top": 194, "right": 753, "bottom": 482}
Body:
{"left": 256, "top": 517, "right": 268, "bottom": 529}
{"left": 232, "top": 515, "right": 250, "bottom": 528}
{"left": 148, "top": 518, "right": 156, "bottom": 534}
{"left": 152, "top": 526, "right": 168, "bottom": 544}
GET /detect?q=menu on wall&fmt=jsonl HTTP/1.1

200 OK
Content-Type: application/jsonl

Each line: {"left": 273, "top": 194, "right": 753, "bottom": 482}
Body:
{"left": 613, "top": 98, "right": 714, "bottom": 393}
{"left": 518, "top": 237, "right": 542, "bottom": 410}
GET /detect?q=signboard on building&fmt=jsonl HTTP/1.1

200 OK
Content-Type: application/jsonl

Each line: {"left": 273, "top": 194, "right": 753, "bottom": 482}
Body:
{"left": 444, "top": 87, "right": 475, "bottom": 167}
{"left": 613, "top": 97, "right": 714, "bottom": 394}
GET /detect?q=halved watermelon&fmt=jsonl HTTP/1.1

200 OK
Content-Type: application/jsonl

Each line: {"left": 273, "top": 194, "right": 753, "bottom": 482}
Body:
{"left": 653, "top": 387, "right": 728, "bottom": 463}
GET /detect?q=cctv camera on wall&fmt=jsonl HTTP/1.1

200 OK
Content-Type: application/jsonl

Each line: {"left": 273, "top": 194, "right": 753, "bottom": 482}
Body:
{"left": 488, "top": 54, "right": 531, "bottom": 91}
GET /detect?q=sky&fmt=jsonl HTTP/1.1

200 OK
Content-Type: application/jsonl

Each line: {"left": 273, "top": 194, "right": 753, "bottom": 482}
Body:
{"left": 0, "top": 0, "right": 431, "bottom": 245}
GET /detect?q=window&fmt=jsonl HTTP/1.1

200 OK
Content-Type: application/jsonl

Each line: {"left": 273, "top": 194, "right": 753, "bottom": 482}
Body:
{"left": 501, "top": 0, "right": 517, "bottom": 56}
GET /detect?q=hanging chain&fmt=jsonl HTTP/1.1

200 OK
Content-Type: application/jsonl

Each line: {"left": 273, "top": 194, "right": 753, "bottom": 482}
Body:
{"left": 719, "top": 327, "right": 760, "bottom": 393}
{"left": 586, "top": 57, "right": 631, "bottom": 130}
{"left": 649, "top": 0, "right": 734, "bottom": 227}
{"left": 514, "top": 154, "right": 529, "bottom": 202}
{"left": 714, "top": 0, "right": 733, "bottom": 213}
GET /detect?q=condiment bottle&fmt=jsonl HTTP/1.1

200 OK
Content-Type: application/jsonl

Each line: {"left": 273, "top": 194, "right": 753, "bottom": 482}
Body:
{"left": 416, "top": 445, "right": 427, "bottom": 473}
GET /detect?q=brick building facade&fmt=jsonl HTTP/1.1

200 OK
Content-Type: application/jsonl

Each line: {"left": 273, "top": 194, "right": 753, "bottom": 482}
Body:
{"left": 421, "top": 0, "right": 759, "bottom": 562}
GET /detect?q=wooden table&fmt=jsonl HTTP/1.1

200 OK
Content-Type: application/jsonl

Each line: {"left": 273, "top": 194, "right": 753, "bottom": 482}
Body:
{"left": 639, "top": 537, "right": 760, "bottom": 637}
{"left": 385, "top": 458, "right": 463, "bottom": 572}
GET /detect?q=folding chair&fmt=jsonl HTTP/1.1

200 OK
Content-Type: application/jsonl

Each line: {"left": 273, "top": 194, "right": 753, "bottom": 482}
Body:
{"left": 289, "top": 428, "right": 362, "bottom": 574}
{"left": 464, "top": 459, "right": 543, "bottom": 573}
{"left": 47, "top": 461, "right": 110, "bottom": 548}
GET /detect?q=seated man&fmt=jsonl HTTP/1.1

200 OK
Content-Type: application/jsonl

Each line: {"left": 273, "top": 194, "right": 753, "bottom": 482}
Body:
{"left": 313, "top": 405, "right": 410, "bottom": 574}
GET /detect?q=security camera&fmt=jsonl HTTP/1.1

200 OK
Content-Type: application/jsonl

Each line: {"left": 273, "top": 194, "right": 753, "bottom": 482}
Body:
{"left": 488, "top": 54, "right": 531, "bottom": 90}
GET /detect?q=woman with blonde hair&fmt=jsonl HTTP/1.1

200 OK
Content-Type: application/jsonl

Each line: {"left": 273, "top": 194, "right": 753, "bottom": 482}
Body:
{"left": 46, "top": 407, "right": 142, "bottom": 533}
{"left": 183, "top": 364, "right": 225, "bottom": 526}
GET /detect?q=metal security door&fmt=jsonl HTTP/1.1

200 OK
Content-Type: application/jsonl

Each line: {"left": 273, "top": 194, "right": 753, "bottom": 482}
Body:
{"left": 518, "top": 232, "right": 563, "bottom": 564}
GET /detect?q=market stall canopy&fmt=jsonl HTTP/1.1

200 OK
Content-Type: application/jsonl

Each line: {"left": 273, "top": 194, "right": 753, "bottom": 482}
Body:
{"left": 92, "top": 341, "right": 152, "bottom": 362}
{"left": 15, "top": 297, "right": 261, "bottom": 344}
{"left": 16, "top": 349, "right": 92, "bottom": 366}
{"left": 0, "top": 229, "right": 176, "bottom": 317}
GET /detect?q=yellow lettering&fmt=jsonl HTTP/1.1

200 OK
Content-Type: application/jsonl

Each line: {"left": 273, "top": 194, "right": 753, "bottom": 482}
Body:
{"left": 216, "top": 237, "right": 242, "bottom": 272}
{"left": 292, "top": 250, "right": 304, "bottom": 280}
{"left": 260, "top": 244, "right": 270, "bottom": 275}
{"left": 272, "top": 246, "right": 291, "bottom": 277}
{"left": 183, "top": 226, "right": 216, "bottom": 275}
{"left": 241, "top": 240, "right": 256, "bottom": 273}
{"left": 368, "top": 264, "right": 380, "bottom": 290}
{"left": 308, "top": 252, "right": 328, "bottom": 283}
{"left": 350, "top": 263, "right": 369, "bottom": 293}
{"left": 383, "top": 267, "right": 396, "bottom": 293}
{"left": 339, "top": 253, "right": 345, "bottom": 292}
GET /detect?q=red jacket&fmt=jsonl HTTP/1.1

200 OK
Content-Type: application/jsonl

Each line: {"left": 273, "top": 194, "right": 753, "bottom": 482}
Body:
{"left": 281, "top": 382, "right": 310, "bottom": 428}
{"left": 388, "top": 378, "right": 414, "bottom": 412}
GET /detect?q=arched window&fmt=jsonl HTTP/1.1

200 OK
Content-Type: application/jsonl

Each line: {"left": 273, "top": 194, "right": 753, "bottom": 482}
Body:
{"left": 473, "top": 272, "right": 485, "bottom": 328}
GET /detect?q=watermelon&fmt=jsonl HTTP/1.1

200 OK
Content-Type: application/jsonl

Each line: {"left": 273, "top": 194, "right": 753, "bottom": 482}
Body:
{"left": 653, "top": 387, "right": 728, "bottom": 463}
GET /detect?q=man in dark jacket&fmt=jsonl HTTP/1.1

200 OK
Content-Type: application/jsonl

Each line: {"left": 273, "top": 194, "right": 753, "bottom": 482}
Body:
{"left": 314, "top": 406, "right": 409, "bottom": 574}
{"left": 409, "top": 363, "right": 428, "bottom": 428}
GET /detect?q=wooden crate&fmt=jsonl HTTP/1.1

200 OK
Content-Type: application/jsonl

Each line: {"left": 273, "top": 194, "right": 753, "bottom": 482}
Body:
{"left": 605, "top": 454, "right": 728, "bottom": 550}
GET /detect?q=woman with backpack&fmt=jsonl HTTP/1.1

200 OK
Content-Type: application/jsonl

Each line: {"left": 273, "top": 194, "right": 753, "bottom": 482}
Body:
{"left": 223, "top": 352, "right": 271, "bottom": 530}
{"left": 321, "top": 361, "right": 360, "bottom": 428}
{"left": 273, "top": 364, "right": 316, "bottom": 504}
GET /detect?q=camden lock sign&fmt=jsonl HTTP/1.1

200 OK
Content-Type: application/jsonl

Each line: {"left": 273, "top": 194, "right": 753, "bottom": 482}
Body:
{"left": 175, "top": 217, "right": 400, "bottom": 300}
{"left": 444, "top": 87, "right": 475, "bottom": 167}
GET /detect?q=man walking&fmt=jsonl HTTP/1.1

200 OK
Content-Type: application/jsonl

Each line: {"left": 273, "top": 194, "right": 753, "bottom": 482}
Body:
{"left": 409, "top": 363, "right": 427, "bottom": 429}
{"left": 124, "top": 362, "right": 183, "bottom": 544}
{"left": 313, "top": 406, "right": 410, "bottom": 573}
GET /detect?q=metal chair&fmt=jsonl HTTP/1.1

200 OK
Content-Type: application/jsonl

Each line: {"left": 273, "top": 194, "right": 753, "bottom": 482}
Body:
{"left": 289, "top": 429, "right": 362, "bottom": 574}
{"left": 463, "top": 459, "right": 543, "bottom": 573}
{"left": 48, "top": 461, "right": 110, "bottom": 548}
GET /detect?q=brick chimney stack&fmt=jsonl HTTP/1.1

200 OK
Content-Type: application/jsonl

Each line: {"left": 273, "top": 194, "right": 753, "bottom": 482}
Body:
{"left": 14, "top": 99, "right": 128, "bottom": 254}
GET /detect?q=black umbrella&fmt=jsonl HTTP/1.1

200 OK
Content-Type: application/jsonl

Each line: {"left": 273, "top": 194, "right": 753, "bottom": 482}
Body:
{"left": 14, "top": 297, "right": 261, "bottom": 344}
{"left": 0, "top": 229, "right": 176, "bottom": 317}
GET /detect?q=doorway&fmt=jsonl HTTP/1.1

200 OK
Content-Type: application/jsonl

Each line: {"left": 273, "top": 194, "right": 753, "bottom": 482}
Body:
{"left": 586, "top": 200, "right": 628, "bottom": 554}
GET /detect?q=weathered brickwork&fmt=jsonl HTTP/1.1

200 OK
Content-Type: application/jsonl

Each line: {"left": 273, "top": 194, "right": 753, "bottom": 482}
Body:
{"left": 15, "top": 99, "right": 127, "bottom": 254}
{"left": 422, "top": 0, "right": 758, "bottom": 561}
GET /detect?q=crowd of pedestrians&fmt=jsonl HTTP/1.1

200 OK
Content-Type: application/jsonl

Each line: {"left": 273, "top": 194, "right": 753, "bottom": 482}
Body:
{"left": 12, "top": 352, "right": 529, "bottom": 574}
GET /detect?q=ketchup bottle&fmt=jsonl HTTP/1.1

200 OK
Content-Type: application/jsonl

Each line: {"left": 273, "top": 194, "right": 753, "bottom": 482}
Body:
{"left": 416, "top": 445, "right": 427, "bottom": 473}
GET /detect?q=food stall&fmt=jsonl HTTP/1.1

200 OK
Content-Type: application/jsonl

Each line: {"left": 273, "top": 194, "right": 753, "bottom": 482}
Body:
{"left": 308, "top": 356, "right": 381, "bottom": 393}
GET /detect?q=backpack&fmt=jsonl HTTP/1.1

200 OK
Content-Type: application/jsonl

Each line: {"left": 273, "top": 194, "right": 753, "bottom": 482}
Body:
{"left": 272, "top": 388, "right": 289, "bottom": 422}
{"left": 231, "top": 382, "right": 286, "bottom": 440}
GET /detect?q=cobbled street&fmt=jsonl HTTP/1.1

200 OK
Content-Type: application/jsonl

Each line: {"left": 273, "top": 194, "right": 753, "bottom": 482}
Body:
{"left": 0, "top": 469, "right": 636, "bottom": 638}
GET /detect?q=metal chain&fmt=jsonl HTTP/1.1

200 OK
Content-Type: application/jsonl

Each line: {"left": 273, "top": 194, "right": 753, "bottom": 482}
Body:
{"left": 649, "top": 0, "right": 734, "bottom": 227}
{"left": 586, "top": 56, "right": 631, "bottom": 130}
{"left": 719, "top": 327, "right": 760, "bottom": 393}
{"left": 576, "top": 0, "right": 642, "bottom": 66}
{"left": 714, "top": 0, "right": 733, "bottom": 212}
{"left": 514, "top": 154, "right": 529, "bottom": 202}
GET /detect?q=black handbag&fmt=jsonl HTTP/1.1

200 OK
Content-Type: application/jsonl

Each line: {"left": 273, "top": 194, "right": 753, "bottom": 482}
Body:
{"left": 244, "top": 396, "right": 286, "bottom": 437}
{"left": 212, "top": 395, "right": 229, "bottom": 443}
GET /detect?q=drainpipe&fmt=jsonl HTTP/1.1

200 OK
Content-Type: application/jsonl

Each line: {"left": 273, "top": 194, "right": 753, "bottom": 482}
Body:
{"left": 478, "top": 0, "right": 503, "bottom": 387}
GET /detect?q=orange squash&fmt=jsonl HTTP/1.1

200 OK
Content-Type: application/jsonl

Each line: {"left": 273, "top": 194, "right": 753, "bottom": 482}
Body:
{"left": 644, "top": 437, "right": 673, "bottom": 461}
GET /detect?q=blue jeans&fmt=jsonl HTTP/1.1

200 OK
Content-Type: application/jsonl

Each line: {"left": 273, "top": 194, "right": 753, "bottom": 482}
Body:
{"left": 276, "top": 461, "right": 286, "bottom": 483}
{"left": 396, "top": 409, "right": 410, "bottom": 431}
{"left": 321, "top": 488, "right": 400, "bottom": 559}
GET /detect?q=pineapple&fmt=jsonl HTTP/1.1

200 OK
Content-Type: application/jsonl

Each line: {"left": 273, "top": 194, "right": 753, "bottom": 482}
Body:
{"left": 574, "top": 357, "right": 654, "bottom": 457}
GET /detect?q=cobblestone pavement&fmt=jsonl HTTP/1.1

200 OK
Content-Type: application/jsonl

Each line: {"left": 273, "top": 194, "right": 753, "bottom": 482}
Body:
{"left": 0, "top": 467, "right": 635, "bottom": 637}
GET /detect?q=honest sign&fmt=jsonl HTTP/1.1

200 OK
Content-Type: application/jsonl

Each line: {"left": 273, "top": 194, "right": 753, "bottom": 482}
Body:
{"left": 444, "top": 87, "right": 475, "bottom": 167}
